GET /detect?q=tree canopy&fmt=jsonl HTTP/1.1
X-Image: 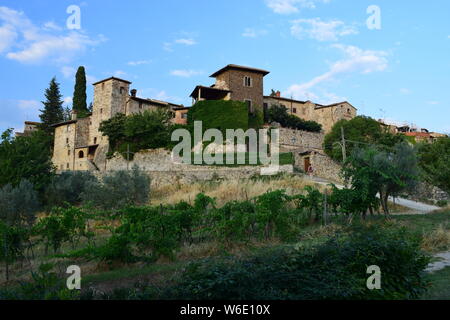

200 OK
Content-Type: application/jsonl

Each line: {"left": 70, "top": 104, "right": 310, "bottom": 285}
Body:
{"left": 417, "top": 137, "right": 450, "bottom": 193}
{"left": 72, "top": 66, "right": 88, "bottom": 117}
{"left": 266, "top": 104, "right": 322, "bottom": 133}
{"left": 324, "top": 116, "right": 406, "bottom": 162}
{"left": 39, "top": 77, "right": 64, "bottom": 133}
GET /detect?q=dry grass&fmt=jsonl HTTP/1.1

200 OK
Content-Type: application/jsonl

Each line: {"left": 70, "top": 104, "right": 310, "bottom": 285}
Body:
{"left": 150, "top": 174, "right": 326, "bottom": 207}
{"left": 422, "top": 224, "right": 450, "bottom": 252}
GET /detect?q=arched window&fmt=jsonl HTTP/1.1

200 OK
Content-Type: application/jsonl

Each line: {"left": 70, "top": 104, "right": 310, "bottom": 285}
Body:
{"left": 78, "top": 151, "right": 84, "bottom": 159}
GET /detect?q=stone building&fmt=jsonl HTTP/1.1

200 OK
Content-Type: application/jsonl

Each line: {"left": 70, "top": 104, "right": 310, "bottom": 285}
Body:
{"left": 51, "top": 76, "right": 185, "bottom": 172}
{"left": 16, "top": 121, "right": 40, "bottom": 137}
{"left": 190, "top": 64, "right": 270, "bottom": 114}
{"left": 189, "top": 65, "right": 356, "bottom": 133}
{"left": 264, "top": 92, "right": 357, "bottom": 133}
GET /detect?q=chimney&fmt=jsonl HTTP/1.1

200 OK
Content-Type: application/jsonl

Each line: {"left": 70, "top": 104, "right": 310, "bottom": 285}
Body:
{"left": 71, "top": 109, "right": 78, "bottom": 121}
{"left": 276, "top": 91, "right": 281, "bottom": 97}
{"left": 130, "top": 89, "right": 137, "bottom": 97}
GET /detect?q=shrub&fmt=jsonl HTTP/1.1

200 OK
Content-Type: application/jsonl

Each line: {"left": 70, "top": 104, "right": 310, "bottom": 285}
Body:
{"left": 162, "top": 223, "right": 431, "bottom": 300}
{"left": 0, "top": 179, "right": 40, "bottom": 228}
{"left": 45, "top": 171, "right": 97, "bottom": 207}
{"left": 82, "top": 166, "right": 150, "bottom": 211}
{"left": 267, "top": 104, "right": 322, "bottom": 132}
{"left": 0, "top": 263, "right": 78, "bottom": 300}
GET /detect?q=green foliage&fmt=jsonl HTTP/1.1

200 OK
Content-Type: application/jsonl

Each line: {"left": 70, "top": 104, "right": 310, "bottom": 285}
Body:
{"left": 39, "top": 77, "right": 64, "bottom": 133}
{"left": 81, "top": 166, "right": 150, "bottom": 211}
{"left": 0, "top": 179, "right": 40, "bottom": 228}
{"left": 72, "top": 66, "right": 88, "bottom": 117}
{"left": 0, "top": 129, "right": 54, "bottom": 194}
{"left": 187, "top": 100, "right": 250, "bottom": 135}
{"left": 267, "top": 104, "right": 322, "bottom": 132}
{"left": 324, "top": 116, "right": 406, "bottom": 162}
{"left": 343, "top": 142, "right": 419, "bottom": 215}
{"left": 34, "top": 207, "right": 91, "bottom": 253}
{"left": 0, "top": 263, "right": 79, "bottom": 300}
{"left": 45, "top": 171, "right": 97, "bottom": 207}
{"left": 99, "top": 110, "right": 178, "bottom": 157}
{"left": 417, "top": 137, "right": 450, "bottom": 193}
{"left": 163, "top": 223, "right": 430, "bottom": 300}
{"left": 0, "top": 222, "right": 29, "bottom": 265}
{"left": 292, "top": 186, "right": 324, "bottom": 221}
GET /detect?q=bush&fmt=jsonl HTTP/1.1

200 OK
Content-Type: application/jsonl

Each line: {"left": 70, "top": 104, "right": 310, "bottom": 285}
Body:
{"left": 0, "top": 179, "right": 40, "bottom": 228}
{"left": 45, "top": 171, "right": 97, "bottom": 207}
{"left": 81, "top": 166, "right": 150, "bottom": 211}
{"left": 162, "top": 223, "right": 431, "bottom": 300}
{"left": 267, "top": 104, "right": 322, "bottom": 132}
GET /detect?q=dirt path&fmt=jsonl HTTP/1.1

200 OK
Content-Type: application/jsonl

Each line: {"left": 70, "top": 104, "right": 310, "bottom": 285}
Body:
{"left": 426, "top": 251, "right": 450, "bottom": 273}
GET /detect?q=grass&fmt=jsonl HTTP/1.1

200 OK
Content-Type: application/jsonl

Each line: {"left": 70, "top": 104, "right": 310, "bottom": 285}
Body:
{"left": 422, "top": 267, "right": 450, "bottom": 300}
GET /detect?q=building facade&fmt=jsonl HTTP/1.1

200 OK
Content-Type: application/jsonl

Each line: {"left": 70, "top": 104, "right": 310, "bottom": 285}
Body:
{"left": 52, "top": 77, "right": 186, "bottom": 172}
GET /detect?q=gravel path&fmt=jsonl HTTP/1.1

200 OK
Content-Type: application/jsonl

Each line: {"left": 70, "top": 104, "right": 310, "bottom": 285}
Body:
{"left": 303, "top": 176, "right": 440, "bottom": 214}
{"left": 426, "top": 251, "right": 450, "bottom": 273}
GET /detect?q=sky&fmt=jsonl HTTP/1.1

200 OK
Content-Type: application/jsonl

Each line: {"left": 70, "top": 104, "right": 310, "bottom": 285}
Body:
{"left": 0, "top": 0, "right": 449, "bottom": 134}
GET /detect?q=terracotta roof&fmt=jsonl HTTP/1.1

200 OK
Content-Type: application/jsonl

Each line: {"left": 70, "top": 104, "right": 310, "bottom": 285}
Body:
{"left": 190, "top": 85, "right": 231, "bottom": 98}
{"left": 24, "top": 121, "right": 41, "bottom": 125}
{"left": 264, "top": 96, "right": 308, "bottom": 104}
{"left": 92, "top": 76, "right": 132, "bottom": 86}
{"left": 210, "top": 64, "right": 270, "bottom": 78}
{"left": 315, "top": 101, "right": 357, "bottom": 110}
{"left": 51, "top": 120, "right": 77, "bottom": 128}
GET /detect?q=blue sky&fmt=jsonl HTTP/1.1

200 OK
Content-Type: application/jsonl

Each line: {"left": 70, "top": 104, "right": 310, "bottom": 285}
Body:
{"left": 0, "top": 0, "right": 449, "bottom": 134}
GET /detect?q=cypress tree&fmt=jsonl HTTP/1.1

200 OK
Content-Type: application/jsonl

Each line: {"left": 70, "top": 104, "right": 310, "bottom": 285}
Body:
{"left": 73, "top": 66, "right": 88, "bottom": 116}
{"left": 39, "top": 77, "right": 64, "bottom": 133}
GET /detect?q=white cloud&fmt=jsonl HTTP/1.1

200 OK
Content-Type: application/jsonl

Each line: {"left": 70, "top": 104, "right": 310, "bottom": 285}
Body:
{"left": 285, "top": 44, "right": 388, "bottom": 101}
{"left": 63, "top": 97, "right": 73, "bottom": 105}
{"left": 127, "top": 60, "right": 151, "bottom": 66}
{"left": 17, "top": 99, "right": 40, "bottom": 111}
{"left": 113, "top": 70, "right": 127, "bottom": 77}
{"left": 61, "top": 66, "right": 76, "bottom": 78}
{"left": 399, "top": 88, "right": 411, "bottom": 95}
{"left": 265, "top": 0, "right": 330, "bottom": 14}
{"left": 0, "top": 6, "right": 106, "bottom": 64}
{"left": 290, "top": 18, "right": 357, "bottom": 42}
{"left": 174, "top": 38, "right": 197, "bottom": 46}
{"left": 43, "top": 21, "right": 62, "bottom": 31}
{"left": 170, "top": 69, "right": 203, "bottom": 78}
{"left": 242, "top": 28, "right": 268, "bottom": 38}
{"left": 427, "top": 101, "right": 440, "bottom": 105}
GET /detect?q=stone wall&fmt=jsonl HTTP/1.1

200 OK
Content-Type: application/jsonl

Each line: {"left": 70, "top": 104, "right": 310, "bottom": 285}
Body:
{"left": 278, "top": 127, "right": 324, "bottom": 152}
{"left": 103, "top": 148, "right": 293, "bottom": 188}
{"left": 404, "top": 182, "right": 450, "bottom": 205}
{"left": 294, "top": 151, "right": 343, "bottom": 184}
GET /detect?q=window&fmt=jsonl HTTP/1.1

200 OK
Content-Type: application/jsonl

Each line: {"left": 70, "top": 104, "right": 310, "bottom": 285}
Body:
{"left": 245, "top": 100, "right": 253, "bottom": 114}
{"left": 244, "top": 76, "right": 252, "bottom": 87}
{"left": 100, "top": 108, "right": 103, "bottom": 114}
{"left": 293, "top": 108, "right": 297, "bottom": 114}
{"left": 120, "top": 87, "right": 124, "bottom": 94}
{"left": 181, "top": 113, "right": 188, "bottom": 119}
{"left": 139, "top": 102, "right": 143, "bottom": 109}
{"left": 94, "top": 137, "right": 97, "bottom": 144}
{"left": 66, "top": 138, "right": 69, "bottom": 144}
{"left": 78, "top": 151, "right": 84, "bottom": 159}
{"left": 68, "top": 150, "right": 70, "bottom": 156}
{"left": 347, "top": 108, "right": 351, "bottom": 114}
{"left": 66, "top": 163, "right": 69, "bottom": 169}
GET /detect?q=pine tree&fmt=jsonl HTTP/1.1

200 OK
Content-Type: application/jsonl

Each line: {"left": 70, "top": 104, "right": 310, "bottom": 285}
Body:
{"left": 39, "top": 77, "right": 64, "bottom": 133}
{"left": 73, "top": 66, "right": 88, "bottom": 116}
